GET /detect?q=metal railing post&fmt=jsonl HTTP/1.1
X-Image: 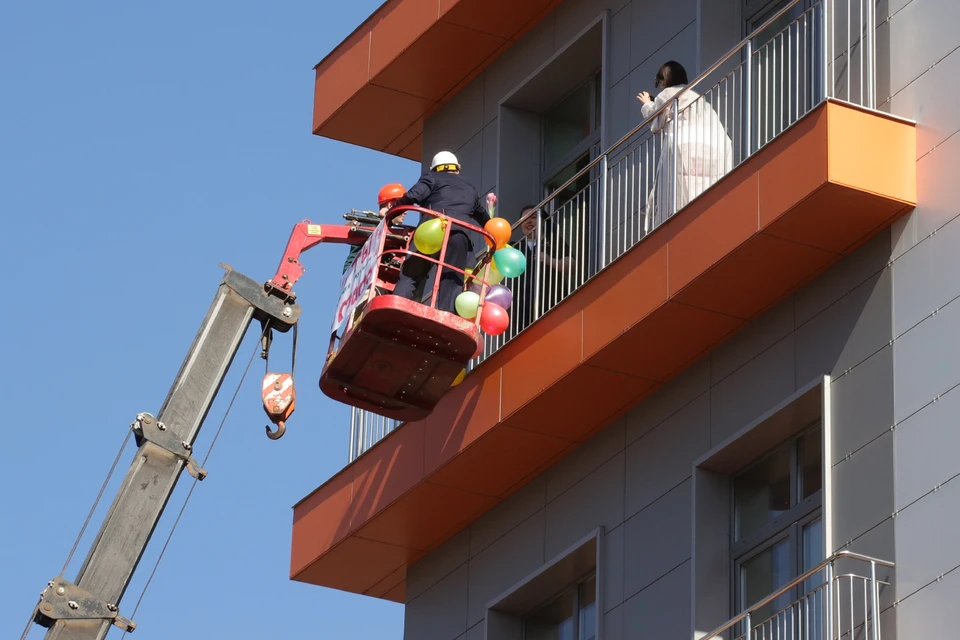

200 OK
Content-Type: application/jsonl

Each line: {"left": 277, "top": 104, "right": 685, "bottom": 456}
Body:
{"left": 744, "top": 38, "right": 753, "bottom": 159}
{"left": 744, "top": 612, "right": 752, "bottom": 640}
{"left": 822, "top": 0, "right": 831, "bottom": 100}
{"left": 826, "top": 560, "right": 835, "bottom": 640}
{"left": 870, "top": 560, "right": 881, "bottom": 640}
{"left": 670, "top": 98, "right": 679, "bottom": 218}
{"left": 349, "top": 406, "right": 358, "bottom": 461}
{"left": 598, "top": 154, "right": 608, "bottom": 270}
{"left": 532, "top": 210, "right": 542, "bottom": 321}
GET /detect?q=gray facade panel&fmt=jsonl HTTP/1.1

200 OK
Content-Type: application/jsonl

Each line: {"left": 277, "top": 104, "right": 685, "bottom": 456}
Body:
{"left": 608, "top": 4, "right": 632, "bottom": 86}
{"left": 554, "top": 0, "right": 609, "bottom": 49}
{"left": 627, "top": 23, "right": 698, "bottom": 127}
{"left": 404, "top": 564, "right": 470, "bottom": 640}
{"left": 621, "top": 561, "right": 692, "bottom": 640}
{"left": 482, "top": 16, "right": 556, "bottom": 125}
{"left": 892, "top": 132, "right": 960, "bottom": 259}
{"left": 710, "top": 296, "right": 795, "bottom": 385}
{"left": 893, "top": 212, "right": 960, "bottom": 336}
{"left": 885, "top": 46, "right": 960, "bottom": 160}
{"left": 629, "top": 0, "right": 696, "bottom": 69}
{"left": 607, "top": 75, "right": 634, "bottom": 145}
{"left": 466, "top": 621, "right": 483, "bottom": 640}
{"left": 422, "top": 77, "right": 486, "bottom": 159}
{"left": 830, "top": 345, "right": 894, "bottom": 465}
{"left": 710, "top": 335, "right": 796, "bottom": 445}
{"left": 795, "top": 232, "right": 890, "bottom": 326}
{"left": 883, "top": 0, "right": 960, "bottom": 97}
{"left": 625, "top": 358, "right": 710, "bottom": 445}
{"left": 547, "top": 416, "right": 625, "bottom": 502}
{"left": 895, "top": 565, "right": 960, "bottom": 640}
{"left": 602, "top": 524, "right": 626, "bottom": 613}
{"left": 481, "top": 122, "right": 499, "bottom": 196}
{"left": 544, "top": 453, "right": 625, "bottom": 559}
{"left": 831, "top": 430, "right": 894, "bottom": 549}
{"left": 795, "top": 269, "right": 892, "bottom": 386}
{"left": 469, "top": 475, "right": 546, "bottom": 557}
{"left": 407, "top": 528, "right": 470, "bottom": 602}
{"left": 892, "top": 293, "right": 960, "bottom": 423}
{"left": 623, "top": 480, "right": 692, "bottom": 598}
{"left": 894, "top": 474, "right": 960, "bottom": 599}
{"left": 603, "top": 603, "right": 624, "bottom": 640}
{"left": 624, "top": 393, "right": 709, "bottom": 517}
{"left": 894, "top": 384, "right": 960, "bottom": 509}
{"left": 467, "top": 510, "right": 546, "bottom": 626}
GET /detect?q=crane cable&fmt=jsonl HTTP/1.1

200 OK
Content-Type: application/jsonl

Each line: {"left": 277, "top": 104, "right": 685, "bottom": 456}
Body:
{"left": 19, "top": 324, "right": 268, "bottom": 640}
{"left": 121, "top": 324, "right": 268, "bottom": 635}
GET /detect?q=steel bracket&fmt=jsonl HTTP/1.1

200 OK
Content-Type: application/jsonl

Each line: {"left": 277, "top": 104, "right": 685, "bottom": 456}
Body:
{"left": 33, "top": 577, "right": 136, "bottom": 633}
{"left": 131, "top": 412, "right": 207, "bottom": 480}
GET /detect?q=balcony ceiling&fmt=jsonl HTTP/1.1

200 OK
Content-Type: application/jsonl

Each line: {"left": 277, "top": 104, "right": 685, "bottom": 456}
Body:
{"left": 311, "top": 0, "right": 565, "bottom": 161}
{"left": 290, "top": 101, "right": 916, "bottom": 602}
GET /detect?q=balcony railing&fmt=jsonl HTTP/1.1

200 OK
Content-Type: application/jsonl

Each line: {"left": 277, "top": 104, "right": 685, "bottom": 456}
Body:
{"left": 347, "top": 0, "right": 878, "bottom": 462}
{"left": 701, "top": 551, "right": 893, "bottom": 640}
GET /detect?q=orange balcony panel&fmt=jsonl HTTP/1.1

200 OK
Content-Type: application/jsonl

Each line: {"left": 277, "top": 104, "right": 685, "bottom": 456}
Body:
{"left": 293, "top": 535, "right": 422, "bottom": 596}
{"left": 373, "top": 21, "right": 506, "bottom": 102}
{"left": 354, "top": 481, "right": 497, "bottom": 551}
{"left": 504, "top": 364, "right": 657, "bottom": 441}
{"left": 440, "top": 0, "right": 559, "bottom": 38}
{"left": 429, "top": 426, "right": 571, "bottom": 497}
{"left": 580, "top": 232, "right": 668, "bottom": 360}
{"left": 316, "top": 84, "right": 434, "bottom": 156}
{"left": 586, "top": 302, "right": 745, "bottom": 381}
{"left": 673, "top": 234, "right": 837, "bottom": 320}
{"left": 311, "top": 0, "right": 564, "bottom": 158}
{"left": 667, "top": 169, "right": 761, "bottom": 294}
{"left": 290, "top": 101, "right": 916, "bottom": 598}
{"left": 500, "top": 300, "right": 583, "bottom": 418}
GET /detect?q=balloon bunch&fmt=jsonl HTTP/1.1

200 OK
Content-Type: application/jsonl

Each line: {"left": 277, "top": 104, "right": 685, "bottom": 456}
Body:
{"left": 454, "top": 193, "right": 527, "bottom": 337}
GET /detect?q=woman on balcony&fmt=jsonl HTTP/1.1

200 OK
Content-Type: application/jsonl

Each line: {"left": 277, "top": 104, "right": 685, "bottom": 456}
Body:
{"left": 638, "top": 61, "right": 733, "bottom": 233}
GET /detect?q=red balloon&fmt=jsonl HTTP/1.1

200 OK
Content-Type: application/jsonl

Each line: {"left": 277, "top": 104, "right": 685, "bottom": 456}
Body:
{"left": 479, "top": 302, "right": 509, "bottom": 336}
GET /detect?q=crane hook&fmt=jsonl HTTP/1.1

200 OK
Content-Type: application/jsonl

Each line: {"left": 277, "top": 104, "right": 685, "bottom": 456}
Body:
{"left": 262, "top": 372, "right": 295, "bottom": 441}
{"left": 265, "top": 421, "right": 286, "bottom": 440}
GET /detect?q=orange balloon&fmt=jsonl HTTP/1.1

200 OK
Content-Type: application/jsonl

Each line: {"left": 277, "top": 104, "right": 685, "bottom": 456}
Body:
{"left": 483, "top": 217, "right": 512, "bottom": 250}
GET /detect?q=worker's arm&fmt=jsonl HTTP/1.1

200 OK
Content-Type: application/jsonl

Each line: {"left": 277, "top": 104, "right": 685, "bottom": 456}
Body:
{"left": 473, "top": 193, "right": 491, "bottom": 226}
{"left": 395, "top": 172, "right": 434, "bottom": 207}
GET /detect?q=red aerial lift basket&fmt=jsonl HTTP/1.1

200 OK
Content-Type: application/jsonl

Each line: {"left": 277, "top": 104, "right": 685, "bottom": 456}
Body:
{"left": 318, "top": 206, "right": 495, "bottom": 422}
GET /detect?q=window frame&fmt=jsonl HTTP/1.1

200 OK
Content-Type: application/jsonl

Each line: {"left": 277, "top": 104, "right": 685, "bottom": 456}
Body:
{"left": 729, "top": 421, "right": 824, "bottom": 618}
{"left": 540, "top": 72, "right": 602, "bottom": 192}
{"left": 521, "top": 572, "right": 597, "bottom": 640}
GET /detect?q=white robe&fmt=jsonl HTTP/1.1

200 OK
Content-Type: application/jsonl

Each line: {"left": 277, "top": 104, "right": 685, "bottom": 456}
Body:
{"left": 640, "top": 85, "right": 734, "bottom": 232}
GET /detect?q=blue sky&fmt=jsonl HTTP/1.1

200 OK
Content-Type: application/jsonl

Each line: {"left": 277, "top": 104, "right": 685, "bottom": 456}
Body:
{"left": 0, "top": 2, "right": 417, "bottom": 638}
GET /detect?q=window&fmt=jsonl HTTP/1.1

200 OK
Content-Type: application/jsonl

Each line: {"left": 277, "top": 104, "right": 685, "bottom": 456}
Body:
{"left": 522, "top": 575, "right": 597, "bottom": 640}
{"left": 731, "top": 424, "right": 823, "bottom": 627}
{"left": 541, "top": 72, "right": 601, "bottom": 208}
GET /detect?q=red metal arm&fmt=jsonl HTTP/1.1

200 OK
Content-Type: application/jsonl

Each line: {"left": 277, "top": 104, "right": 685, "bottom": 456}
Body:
{"left": 266, "top": 222, "right": 364, "bottom": 297}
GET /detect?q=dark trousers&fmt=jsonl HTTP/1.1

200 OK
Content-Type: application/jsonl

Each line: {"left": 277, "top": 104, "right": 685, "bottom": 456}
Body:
{"left": 394, "top": 231, "right": 470, "bottom": 314}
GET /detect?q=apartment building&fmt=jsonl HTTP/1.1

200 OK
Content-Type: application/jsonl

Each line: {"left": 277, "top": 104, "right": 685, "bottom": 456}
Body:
{"left": 290, "top": 0, "right": 956, "bottom": 638}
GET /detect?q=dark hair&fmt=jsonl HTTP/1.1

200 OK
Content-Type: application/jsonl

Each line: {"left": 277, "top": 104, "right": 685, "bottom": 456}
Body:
{"left": 655, "top": 61, "right": 688, "bottom": 89}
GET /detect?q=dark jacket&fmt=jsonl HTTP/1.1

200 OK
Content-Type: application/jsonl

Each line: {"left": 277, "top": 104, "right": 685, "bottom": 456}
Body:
{"left": 396, "top": 171, "right": 490, "bottom": 249}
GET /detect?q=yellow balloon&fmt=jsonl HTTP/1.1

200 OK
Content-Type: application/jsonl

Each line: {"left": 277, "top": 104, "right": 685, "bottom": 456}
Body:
{"left": 413, "top": 218, "right": 444, "bottom": 254}
{"left": 486, "top": 263, "right": 505, "bottom": 285}
{"left": 451, "top": 369, "right": 466, "bottom": 387}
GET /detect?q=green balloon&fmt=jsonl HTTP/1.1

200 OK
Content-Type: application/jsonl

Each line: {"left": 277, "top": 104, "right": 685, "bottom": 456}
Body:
{"left": 414, "top": 218, "right": 444, "bottom": 255}
{"left": 493, "top": 247, "right": 527, "bottom": 278}
{"left": 455, "top": 291, "right": 480, "bottom": 319}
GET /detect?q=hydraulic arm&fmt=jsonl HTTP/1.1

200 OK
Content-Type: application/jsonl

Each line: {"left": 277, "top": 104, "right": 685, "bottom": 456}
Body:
{"left": 27, "top": 212, "right": 404, "bottom": 639}
{"left": 30, "top": 268, "right": 299, "bottom": 640}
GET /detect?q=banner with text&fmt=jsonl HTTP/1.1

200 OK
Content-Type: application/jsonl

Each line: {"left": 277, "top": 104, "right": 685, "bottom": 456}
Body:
{"left": 331, "top": 220, "right": 387, "bottom": 334}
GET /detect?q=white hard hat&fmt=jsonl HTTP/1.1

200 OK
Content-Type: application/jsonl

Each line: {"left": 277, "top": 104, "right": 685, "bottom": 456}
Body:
{"left": 430, "top": 150, "right": 460, "bottom": 171}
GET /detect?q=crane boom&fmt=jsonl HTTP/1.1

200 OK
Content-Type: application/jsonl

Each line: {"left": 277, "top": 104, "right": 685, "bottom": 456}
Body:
{"left": 31, "top": 268, "right": 300, "bottom": 640}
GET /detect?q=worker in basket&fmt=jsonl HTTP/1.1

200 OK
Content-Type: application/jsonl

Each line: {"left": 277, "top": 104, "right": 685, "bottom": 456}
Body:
{"left": 342, "top": 182, "right": 408, "bottom": 273}
{"left": 391, "top": 151, "right": 490, "bottom": 314}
